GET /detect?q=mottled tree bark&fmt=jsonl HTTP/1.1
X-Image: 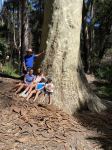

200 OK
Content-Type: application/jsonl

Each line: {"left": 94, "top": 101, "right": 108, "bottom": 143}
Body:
{"left": 41, "top": 0, "right": 109, "bottom": 114}
{"left": 20, "top": 0, "right": 29, "bottom": 68}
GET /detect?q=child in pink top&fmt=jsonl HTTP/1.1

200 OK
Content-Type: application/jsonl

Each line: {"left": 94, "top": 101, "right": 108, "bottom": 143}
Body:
{"left": 19, "top": 70, "right": 46, "bottom": 97}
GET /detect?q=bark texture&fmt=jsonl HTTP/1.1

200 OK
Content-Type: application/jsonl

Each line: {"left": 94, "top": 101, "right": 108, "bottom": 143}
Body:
{"left": 41, "top": 0, "right": 108, "bottom": 114}
{"left": 20, "top": 0, "right": 30, "bottom": 52}
{"left": 20, "top": 0, "right": 30, "bottom": 69}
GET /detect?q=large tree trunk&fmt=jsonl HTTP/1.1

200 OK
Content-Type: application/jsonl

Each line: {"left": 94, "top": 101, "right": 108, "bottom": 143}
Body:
{"left": 41, "top": 0, "right": 108, "bottom": 114}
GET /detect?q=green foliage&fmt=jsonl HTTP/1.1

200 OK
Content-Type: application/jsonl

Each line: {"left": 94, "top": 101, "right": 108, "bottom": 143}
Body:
{"left": 2, "top": 62, "right": 20, "bottom": 77}
{"left": 95, "top": 66, "right": 112, "bottom": 80}
{"left": 94, "top": 0, "right": 112, "bottom": 22}
{"left": 98, "top": 85, "right": 112, "bottom": 98}
{"left": 107, "top": 48, "right": 112, "bottom": 53}
{"left": 0, "top": 37, "right": 8, "bottom": 61}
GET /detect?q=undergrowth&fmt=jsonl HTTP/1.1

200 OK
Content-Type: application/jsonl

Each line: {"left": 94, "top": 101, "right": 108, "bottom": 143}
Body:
{"left": 0, "top": 62, "right": 20, "bottom": 78}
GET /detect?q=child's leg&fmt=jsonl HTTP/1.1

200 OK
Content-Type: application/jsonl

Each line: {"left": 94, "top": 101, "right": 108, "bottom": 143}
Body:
{"left": 27, "top": 84, "right": 36, "bottom": 94}
{"left": 39, "top": 92, "right": 48, "bottom": 105}
{"left": 48, "top": 94, "right": 51, "bottom": 104}
{"left": 33, "top": 91, "right": 40, "bottom": 102}
{"left": 11, "top": 82, "right": 22, "bottom": 91}
{"left": 42, "top": 93, "right": 47, "bottom": 101}
{"left": 26, "top": 90, "right": 36, "bottom": 101}
{"left": 15, "top": 84, "right": 25, "bottom": 94}
{"left": 43, "top": 92, "right": 52, "bottom": 104}
{"left": 23, "top": 85, "right": 31, "bottom": 94}
{"left": 19, "top": 84, "right": 30, "bottom": 97}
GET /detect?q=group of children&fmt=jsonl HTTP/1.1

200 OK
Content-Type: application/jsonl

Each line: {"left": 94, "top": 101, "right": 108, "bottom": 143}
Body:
{"left": 13, "top": 68, "right": 54, "bottom": 104}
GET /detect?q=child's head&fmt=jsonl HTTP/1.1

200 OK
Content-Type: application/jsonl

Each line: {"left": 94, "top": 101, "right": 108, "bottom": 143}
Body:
{"left": 47, "top": 77, "right": 52, "bottom": 83}
{"left": 29, "top": 69, "right": 34, "bottom": 75}
{"left": 37, "top": 68, "right": 42, "bottom": 74}
{"left": 37, "top": 68, "right": 45, "bottom": 76}
{"left": 40, "top": 78, "right": 46, "bottom": 83}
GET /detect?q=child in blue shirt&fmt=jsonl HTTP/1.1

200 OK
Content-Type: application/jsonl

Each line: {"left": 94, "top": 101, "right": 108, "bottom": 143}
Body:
{"left": 19, "top": 68, "right": 44, "bottom": 97}
{"left": 26, "top": 78, "right": 46, "bottom": 102}
{"left": 15, "top": 69, "right": 35, "bottom": 94}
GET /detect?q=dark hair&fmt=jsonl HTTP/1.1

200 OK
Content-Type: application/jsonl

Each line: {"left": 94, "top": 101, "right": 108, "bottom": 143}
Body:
{"left": 40, "top": 78, "right": 46, "bottom": 83}
{"left": 47, "top": 77, "right": 52, "bottom": 83}
{"left": 37, "top": 68, "right": 44, "bottom": 76}
{"left": 29, "top": 68, "right": 33, "bottom": 72}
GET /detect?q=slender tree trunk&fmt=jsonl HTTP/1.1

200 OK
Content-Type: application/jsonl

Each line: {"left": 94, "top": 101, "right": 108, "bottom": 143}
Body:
{"left": 41, "top": 0, "right": 109, "bottom": 114}
{"left": 13, "top": 3, "right": 17, "bottom": 49}
{"left": 20, "top": 0, "right": 29, "bottom": 69}
{"left": 81, "top": 1, "right": 89, "bottom": 73}
{"left": 18, "top": 1, "right": 21, "bottom": 49}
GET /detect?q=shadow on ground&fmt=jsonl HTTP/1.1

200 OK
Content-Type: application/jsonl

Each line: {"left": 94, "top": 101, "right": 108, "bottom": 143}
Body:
{"left": 91, "top": 80, "right": 112, "bottom": 101}
{"left": 83, "top": 72, "right": 112, "bottom": 149}
{"left": 75, "top": 111, "right": 112, "bottom": 150}
{"left": 83, "top": 65, "right": 112, "bottom": 149}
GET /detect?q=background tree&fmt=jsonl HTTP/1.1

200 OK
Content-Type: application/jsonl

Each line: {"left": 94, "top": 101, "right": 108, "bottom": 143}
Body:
{"left": 81, "top": 0, "right": 112, "bottom": 73}
{"left": 0, "top": 0, "right": 44, "bottom": 74}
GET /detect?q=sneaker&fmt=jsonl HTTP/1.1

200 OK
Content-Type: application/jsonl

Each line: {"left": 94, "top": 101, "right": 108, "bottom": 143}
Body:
{"left": 19, "top": 92, "right": 24, "bottom": 97}
{"left": 19, "top": 91, "right": 26, "bottom": 97}
{"left": 22, "top": 93, "right": 28, "bottom": 98}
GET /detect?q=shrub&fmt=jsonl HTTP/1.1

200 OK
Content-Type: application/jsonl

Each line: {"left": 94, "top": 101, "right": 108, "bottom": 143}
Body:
{"left": 2, "top": 62, "right": 20, "bottom": 78}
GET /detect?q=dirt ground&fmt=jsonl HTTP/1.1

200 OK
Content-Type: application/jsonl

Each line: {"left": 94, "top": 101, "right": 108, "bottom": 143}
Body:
{"left": 0, "top": 77, "right": 112, "bottom": 150}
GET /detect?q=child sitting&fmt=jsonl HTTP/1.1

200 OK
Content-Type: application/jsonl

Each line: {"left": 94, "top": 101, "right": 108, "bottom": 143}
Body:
{"left": 44, "top": 78, "right": 54, "bottom": 104}
{"left": 19, "top": 69, "right": 46, "bottom": 97}
{"left": 26, "top": 78, "right": 46, "bottom": 101}
{"left": 15, "top": 69, "right": 35, "bottom": 94}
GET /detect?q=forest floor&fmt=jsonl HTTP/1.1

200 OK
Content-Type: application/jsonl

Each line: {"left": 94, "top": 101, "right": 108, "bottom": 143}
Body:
{"left": 0, "top": 51, "right": 112, "bottom": 150}
{"left": 0, "top": 76, "right": 112, "bottom": 150}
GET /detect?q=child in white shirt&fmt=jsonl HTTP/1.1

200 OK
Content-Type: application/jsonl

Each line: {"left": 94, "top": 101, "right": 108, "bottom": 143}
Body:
{"left": 44, "top": 78, "right": 54, "bottom": 104}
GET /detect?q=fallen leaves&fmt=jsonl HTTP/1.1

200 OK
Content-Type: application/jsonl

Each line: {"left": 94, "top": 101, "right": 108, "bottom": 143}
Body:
{"left": 0, "top": 77, "right": 110, "bottom": 150}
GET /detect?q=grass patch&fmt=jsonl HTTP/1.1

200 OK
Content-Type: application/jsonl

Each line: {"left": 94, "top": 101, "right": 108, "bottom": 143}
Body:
{"left": 97, "top": 85, "right": 112, "bottom": 97}
{"left": 95, "top": 66, "right": 112, "bottom": 80}
{"left": 1, "top": 62, "right": 20, "bottom": 78}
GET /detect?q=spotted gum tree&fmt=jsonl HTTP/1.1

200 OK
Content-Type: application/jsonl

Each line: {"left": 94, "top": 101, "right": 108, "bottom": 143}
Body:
{"left": 41, "top": 0, "right": 110, "bottom": 114}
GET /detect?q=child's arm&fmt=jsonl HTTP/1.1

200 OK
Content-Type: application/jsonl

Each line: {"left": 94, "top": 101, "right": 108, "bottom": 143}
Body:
{"left": 33, "top": 75, "right": 36, "bottom": 82}
{"left": 24, "top": 75, "right": 27, "bottom": 84}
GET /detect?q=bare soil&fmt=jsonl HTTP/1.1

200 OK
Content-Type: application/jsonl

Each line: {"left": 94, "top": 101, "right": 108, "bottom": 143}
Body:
{"left": 0, "top": 77, "right": 112, "bottom": 150}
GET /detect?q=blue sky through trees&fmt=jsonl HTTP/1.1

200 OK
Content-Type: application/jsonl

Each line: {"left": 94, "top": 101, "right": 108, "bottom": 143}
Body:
{"left": 0, "top": 0, "right": 4, "bottom": 10}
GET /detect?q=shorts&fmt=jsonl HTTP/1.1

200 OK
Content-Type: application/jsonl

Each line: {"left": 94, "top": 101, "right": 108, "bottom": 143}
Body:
{"left": 45, "top": 91, "right": 53, "bottom": 96}
{"left": 39, "top": 89, "right": 45, "bottom": 94}
{"left": 35, "top": 87, "right": 44, "bottom": 92}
